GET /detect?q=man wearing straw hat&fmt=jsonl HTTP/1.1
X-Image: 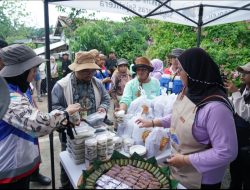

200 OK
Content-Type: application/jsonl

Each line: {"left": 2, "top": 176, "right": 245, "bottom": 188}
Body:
{"left": 51, "top": 51, "right": 110, "bottom": 189}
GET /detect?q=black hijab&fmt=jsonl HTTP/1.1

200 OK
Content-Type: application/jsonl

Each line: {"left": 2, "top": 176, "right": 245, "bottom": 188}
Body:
{"left": 178, "top": 48, "right": 227, "bottom": 105}
{"left": 5, "top": 69, "right": 31, "bottom": 93}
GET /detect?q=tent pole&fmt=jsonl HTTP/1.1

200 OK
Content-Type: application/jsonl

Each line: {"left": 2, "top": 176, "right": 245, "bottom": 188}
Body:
{"left": 44, "top": 0, "right": 55, "bottom": 189}
{"left": 197, "top": 4, "right": 203, "bottom": 47}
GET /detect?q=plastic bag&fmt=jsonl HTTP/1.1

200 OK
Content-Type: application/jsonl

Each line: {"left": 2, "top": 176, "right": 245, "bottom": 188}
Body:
{"left": 127, "top": 90, "right": 154, "bottom": 118}
{"left": 152, "top": 93, "right": 177, "bottom": 117}
{"left": 131, "top": 114, "right": 153, "bottom": 145}
{"left": 85, "top": 112, "right": 106, "bottom": 126}
{"left": 123, "top": 115, "right": 138, "bottom": 138}
{"left": 145, "top": 127, "right": 170, "bottom": 157}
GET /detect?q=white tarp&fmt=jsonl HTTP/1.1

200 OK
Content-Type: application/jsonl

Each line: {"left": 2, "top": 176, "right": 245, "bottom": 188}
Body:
{"left": 51, "top": 0, "right": 250, "bottom": 27}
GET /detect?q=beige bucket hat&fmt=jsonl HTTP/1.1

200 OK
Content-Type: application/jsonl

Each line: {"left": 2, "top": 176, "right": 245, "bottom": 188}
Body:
{"left": 237, "top": 62, "right": 250, "bottom": 74}
{"left": 68, "top": 51, "right": 100, "bottom": 71}
{"left": 0, "top": 44, "right": 45, "bottom": 77}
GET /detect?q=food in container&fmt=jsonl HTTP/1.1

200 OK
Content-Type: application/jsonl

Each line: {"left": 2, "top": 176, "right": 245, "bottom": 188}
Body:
{"left": 123, "top": 138, "right": 134, "bottom": 153}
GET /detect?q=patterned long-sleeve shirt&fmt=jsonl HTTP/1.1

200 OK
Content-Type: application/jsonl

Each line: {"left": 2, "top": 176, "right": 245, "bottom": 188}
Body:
{"left": 2, "top": 85, "right": 66, "bottom": 137}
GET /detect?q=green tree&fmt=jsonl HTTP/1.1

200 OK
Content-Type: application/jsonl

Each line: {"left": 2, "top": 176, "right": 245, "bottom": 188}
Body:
{"left": 70, "top": 17, "right": 149, "bottom": 63}
{"left": 0, "top": 0, "right": 29, "bottom": 40}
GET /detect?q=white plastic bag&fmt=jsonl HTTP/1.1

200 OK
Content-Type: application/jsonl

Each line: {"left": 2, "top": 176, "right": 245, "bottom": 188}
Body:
{"left": 145, "top": 127, "right": 170, "bottom": 157}
{"left": 127, "top": 90, "right": 154, "bottom": 118}
{"left": 152, "top": 93, "right": 177, "bottom": 117}
{"left": 117, "top": 114, "right": 133, "bottom": 137}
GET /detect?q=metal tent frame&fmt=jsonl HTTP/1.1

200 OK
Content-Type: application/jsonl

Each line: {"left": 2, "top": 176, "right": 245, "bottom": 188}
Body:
{"left": 43, "top": 0, "right": 250, "bottom": 188}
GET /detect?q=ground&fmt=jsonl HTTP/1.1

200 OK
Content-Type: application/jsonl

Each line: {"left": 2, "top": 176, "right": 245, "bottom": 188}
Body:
{"left": 31, "top": 95, "right": 230, "bottom": 189}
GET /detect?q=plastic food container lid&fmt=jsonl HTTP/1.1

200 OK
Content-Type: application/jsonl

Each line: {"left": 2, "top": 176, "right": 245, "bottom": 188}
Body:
{"left": 85, "top": 138, "right": 97, "bottom": 146}
{"left": 113, "top": 136, "right": 122, "bottom": 143}
{"left": 96, "top": 135, "right": 107, "bottom": 143}
{"left": 129, "top": 145, "right": 146, "bottom": 156}
{"left": 123, "top": 138, "right": 134, "bottom": 144}
{"left": 115, "top": 110, "right": 125, "bottom": 117}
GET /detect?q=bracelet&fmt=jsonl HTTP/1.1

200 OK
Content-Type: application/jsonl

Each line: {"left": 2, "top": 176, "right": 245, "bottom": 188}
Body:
{"left": 152, "top": 120, "right": 155, "bottom": 128}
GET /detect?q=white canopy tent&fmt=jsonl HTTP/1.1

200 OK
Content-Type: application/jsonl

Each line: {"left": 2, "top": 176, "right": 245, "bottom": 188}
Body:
{"left": 50, "top": 0, "right": 250, "bottom": 27}
{"left": 43, "top": 1, "right": 250, "bottom": 188}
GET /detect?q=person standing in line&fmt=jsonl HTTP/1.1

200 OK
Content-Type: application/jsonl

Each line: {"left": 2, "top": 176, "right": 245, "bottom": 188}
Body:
{"left": 61, "top": 53, "right": 71, "bottom": 77}
{"left": 0, "top": 44, "right": 81, "bottom": 189}
{"left": 110, "top": 58, "right": 131, "bottom": 109}
{"left": 50, "top": 56, "right": 59, "bottom": 89}
{"left": 225, "top": 62, "right": 250, "bottom": 189}
{"left": 164, "top": 48, "right": 184, "bottom": 75}
{"left": 150, "top": 58, "right": 164, "bottom": 80}
{"left": 106, "top": 51, "right": 117, "bottom": 76}
{"left": 116, "top": 56, "right": 161, "bottom": 112}
{"left": 39, "top": 62, "right": 47, "bottom": 96}
{"left": 32, "top": 67, "right": 43, "bottom": 102}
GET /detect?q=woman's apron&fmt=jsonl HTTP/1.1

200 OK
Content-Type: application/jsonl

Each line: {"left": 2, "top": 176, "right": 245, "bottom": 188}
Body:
{"left": 170, "top": 94, "right": 208, "bottom": 189}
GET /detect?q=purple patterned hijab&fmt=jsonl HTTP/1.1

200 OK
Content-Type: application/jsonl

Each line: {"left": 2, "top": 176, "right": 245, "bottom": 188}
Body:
{"left": 150, "top": 59, "right": 163, "bottom": 80}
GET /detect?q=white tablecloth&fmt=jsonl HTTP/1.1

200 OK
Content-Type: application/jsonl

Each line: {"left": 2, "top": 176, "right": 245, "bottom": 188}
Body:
{"left": 59, "top": 151, "right": 86, "bottom": 189}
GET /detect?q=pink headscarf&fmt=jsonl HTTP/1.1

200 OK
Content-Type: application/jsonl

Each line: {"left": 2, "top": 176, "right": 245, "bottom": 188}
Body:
{"left": 150, "top": 59, "right": 163, "bottom": 80}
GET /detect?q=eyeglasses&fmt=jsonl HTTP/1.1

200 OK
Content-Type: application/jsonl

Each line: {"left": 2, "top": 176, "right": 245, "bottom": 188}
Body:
{"left": 136, "top": 68, "right": 148, "bottom": 72}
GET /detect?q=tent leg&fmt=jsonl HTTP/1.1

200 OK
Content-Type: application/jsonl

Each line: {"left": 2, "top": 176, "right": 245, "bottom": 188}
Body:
{"left": 44, "top": 0, "right": 55, "bottom": 189}
{"left": 197, "top": 25, "right": 202, "bottom": 47}
{"left": 197, "top": 4, "right": 203, "bottom": 47}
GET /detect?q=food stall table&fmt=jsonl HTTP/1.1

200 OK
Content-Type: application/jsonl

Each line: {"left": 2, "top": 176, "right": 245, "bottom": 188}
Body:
{"left": 60, "top": 148, "right": 171, "bottom": 189}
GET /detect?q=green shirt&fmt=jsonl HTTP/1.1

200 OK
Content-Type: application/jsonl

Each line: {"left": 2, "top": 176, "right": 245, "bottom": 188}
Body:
{"left": 120, "top": 77, "right": 160, "bottom": 108}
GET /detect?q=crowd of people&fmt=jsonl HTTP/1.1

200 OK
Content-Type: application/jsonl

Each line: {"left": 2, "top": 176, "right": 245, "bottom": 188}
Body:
{"left": 0, "top": 38, "right": 249, "bottom": 189}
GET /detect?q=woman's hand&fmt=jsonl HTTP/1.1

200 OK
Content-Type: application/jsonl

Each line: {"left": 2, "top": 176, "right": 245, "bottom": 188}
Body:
{"left": 166, "top": 154, "right": 190, "bottom": 168}
{"left": 65, "top": 103, "right": 81, "bottom": 115}
{"left": 224, "top": 81, "right": 238, "bottom": 93}
{"left": 135, "top": 118, "right": 153, "bottom": 128}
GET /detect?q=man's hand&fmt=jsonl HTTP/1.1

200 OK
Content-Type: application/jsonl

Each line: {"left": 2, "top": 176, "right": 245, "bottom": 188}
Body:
{"left": 97, "top": 107, "right": 106, "bottom": 114}
{"left": 66, "top": 103, "right": 82, "bottom": 115}
{"left": 224, "top": 81, "right": 238, "bottom": 93}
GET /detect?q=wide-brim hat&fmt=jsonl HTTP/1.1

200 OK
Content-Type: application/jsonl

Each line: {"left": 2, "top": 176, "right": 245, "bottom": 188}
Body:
{"left": 68, "top": 51, "right": 100, "bottom": 71}
{"left": 0, "top": 44, "right": 45, "bottom": 77}
{"left": 132, "top": 56, "right": 154, "bottom": 72}
{"left": 0, "top": 77, "right": 10, "bottom": 119}
{"left": 237, "top": 62, "right": 250, "bottom": 74}
{"left": 168, "top": 48, "right": 185, "bottom": 58}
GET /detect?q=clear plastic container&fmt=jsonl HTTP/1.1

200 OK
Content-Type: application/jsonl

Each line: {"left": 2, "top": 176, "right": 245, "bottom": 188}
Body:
{"left": 96, "top": 135, "right": 108, "bottom": 161}
{"left": 85, "top": 138, "right": 97, "bottom": 161}
{"left": 86, "top": 112, "right": 106, "bottom": 126}
{"left": 123, "top": 138, "right": 134, "bottom": 153}
{"left": 113, "top": 136, "right": 123, "bottom": 152}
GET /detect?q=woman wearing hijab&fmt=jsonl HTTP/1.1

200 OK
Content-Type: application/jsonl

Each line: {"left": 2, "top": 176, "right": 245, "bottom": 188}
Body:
{"left": 136, "top": 48, "right": 238, "bottom": 189}
{"left": 150, "top": 58, "right": 163, "bottom": 80}
{"left": 0, "top": 44, "right": 81, "bottom": 189}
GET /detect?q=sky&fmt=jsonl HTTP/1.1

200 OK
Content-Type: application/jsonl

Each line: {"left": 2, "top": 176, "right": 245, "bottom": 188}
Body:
{"left": 24, "top": 1, "right": 126, "bottom": 28}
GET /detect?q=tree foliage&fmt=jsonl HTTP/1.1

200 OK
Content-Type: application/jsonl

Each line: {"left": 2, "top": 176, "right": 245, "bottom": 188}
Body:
{"left": 0, "top": 0, "right": 29, "bottom": 41}
{"left": 70, "top": 17, "right": 149, "bottom": 63}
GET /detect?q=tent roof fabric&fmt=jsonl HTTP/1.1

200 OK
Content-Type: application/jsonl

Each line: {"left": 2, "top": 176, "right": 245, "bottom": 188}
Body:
{"left": 49, "top": 0, "right": 250, "bottom": 27}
